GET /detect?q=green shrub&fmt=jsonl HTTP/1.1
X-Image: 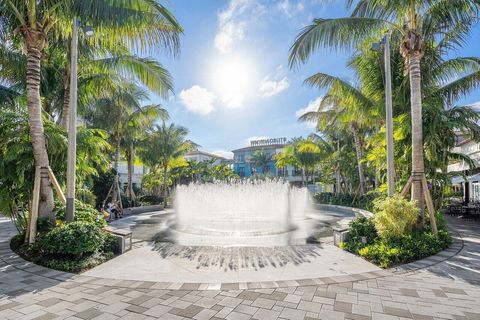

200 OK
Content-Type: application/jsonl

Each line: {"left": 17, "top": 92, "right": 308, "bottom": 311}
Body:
{"left": 101, "top": 232, "right": 119, "bottom": 254}
{"left": 342, "top": 217, "right": 378, "bottom": 253}
{"left": 42, "top": 222, "right": 104, "bottom": 257}
{"left": 373, "top": 196, "right": 419, "bottom": 238}
{"left": 358, "top": 242, "right": 401, "bottom": 268}
{"left": 356, "top": 228, "right": 452, "bottom": 268}
{"left": 55, "top": 200, "right": 105, "bottom": 227}
{"left": 137, "top": 195, "right": 163, "bottom": 206}
{"left": 37, "top": 217, "right": 55, "bottom": 234}
{"left": 314, "top": 192, "right": 382, "bottom": 211}
{"left": 41, "top": 253, "right": 112, "bottom": 273}
{"left": 10, "top": 233, "right": 25, "bottom": 250}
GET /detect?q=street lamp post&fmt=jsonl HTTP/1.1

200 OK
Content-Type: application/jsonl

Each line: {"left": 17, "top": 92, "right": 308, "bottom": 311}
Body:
{"left": 372, "top": 34, "right": 395, "bottom": 197}
{"left": 66, "top": 17, "right": 93, "bottom": 222}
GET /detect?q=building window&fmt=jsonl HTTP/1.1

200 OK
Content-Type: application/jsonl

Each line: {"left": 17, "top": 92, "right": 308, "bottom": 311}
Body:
{"left": 293, "top": 167, "right": 302, "bottom": 176}
{"left": 278, "top": 167, "right": 287, "bottom": 176}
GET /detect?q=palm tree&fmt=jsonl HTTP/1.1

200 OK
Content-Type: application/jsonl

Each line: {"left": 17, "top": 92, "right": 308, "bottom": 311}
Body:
{"left": 86, "top": 83, "right": 168, "bottom": 203}
{"left": 0, "top": 0, "right": 182, "bottom": 219}
{"left": 138, "top": 121, "right": 192, "bottom": 208}
{"left": 275, "top": 145, "right": 300, "bottom": 178}
{"left": 296, "top": 138, "right": 322, "bottom": 186}
{"left": 250, "top": 149, "right": 271, "bottom": 174}
{"left": 298, "top": 83, "right": 377, "bottom": 195}
{"left": 122, "top": 105, "right": 167, "bottom": 200}
{"left": 289, "top": 0, "right": 480, "bottom": 223}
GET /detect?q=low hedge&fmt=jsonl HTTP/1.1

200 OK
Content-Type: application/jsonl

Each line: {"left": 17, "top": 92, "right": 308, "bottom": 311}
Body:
{"left": 341, "top": 215, "right": 452, "bottom": 268}
{"left": 42, "top": 221, "right": 105, "bottom": 257}
{"left": 55, "top": 200, "right": 105, "bottom": 227}
{"left": 11, "top": 221, "right": 117, "bottom": 273}
{"left": 314, "top": 192, "right": 381, "bottom": 211}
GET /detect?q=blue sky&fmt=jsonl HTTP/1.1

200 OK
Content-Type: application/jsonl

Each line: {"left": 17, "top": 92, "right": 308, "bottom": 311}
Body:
{"left": 149, "top": 0, "right": 480, "bottom": 159}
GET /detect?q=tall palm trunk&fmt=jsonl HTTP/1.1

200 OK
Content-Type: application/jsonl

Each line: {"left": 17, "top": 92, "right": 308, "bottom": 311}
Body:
{"left": 335, "top": 168, "right": 341, "bottom": 195}
{"left": 112, "top": 131, "right": 121, "bottom": 202}
{"left": 408, "top": 52, "right": 425, "bottom": 226}
{"left": 351, "top": 123, "right": 366, "bottom": 195}
{"left": 60, "top": 72, "right": 70, "bottom": 129}
{"left": 162, "top": 164, "right": 168, "bottom": 208}
{"left": 25, "top": 37, "right": 55, "bottom": 219}
{"left": 126, "top": 143, "right": 136, "bottom": 200}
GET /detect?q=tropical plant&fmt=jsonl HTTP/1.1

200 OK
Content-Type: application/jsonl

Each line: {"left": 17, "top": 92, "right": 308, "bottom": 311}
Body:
{"left": 86, "top": 83, "right": 168, "bottom": 203}
{"left": 250, "top": 149, "right": 271, "bottom": 174}
{"left": 373, "top": 196, "right": 419, "bottom": 238}
{"left": 289, "top": 0, "right": 480, "bottom": 225}
{"left": 0, "top": 0, "right": 182, "bottom": 219}
{"left": 138, "top": 121, "right": 193, "bottom": 207}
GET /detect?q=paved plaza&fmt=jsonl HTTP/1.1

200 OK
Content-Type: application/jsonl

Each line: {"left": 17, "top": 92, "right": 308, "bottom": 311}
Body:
{"left": 1, "top": 214, "right": 479, "bottom": 320}
{"left": 83, "top": 211, "right": 380, "bottom": 283}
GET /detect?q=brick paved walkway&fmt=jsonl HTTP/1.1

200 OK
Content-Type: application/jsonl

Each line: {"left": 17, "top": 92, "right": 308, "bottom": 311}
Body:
{"left": 1, "top": 215, "right": 479, "bottom": 320}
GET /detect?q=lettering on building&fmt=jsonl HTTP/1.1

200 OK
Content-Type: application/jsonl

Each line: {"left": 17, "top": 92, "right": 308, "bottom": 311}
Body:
{"left": 250, "top": 137, "right": 287, "bottom": 147}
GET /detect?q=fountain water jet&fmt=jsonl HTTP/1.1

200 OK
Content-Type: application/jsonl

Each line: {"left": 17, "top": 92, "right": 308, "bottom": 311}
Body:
{"left": 172, "top": 180, "right": 317, "bottom": 246}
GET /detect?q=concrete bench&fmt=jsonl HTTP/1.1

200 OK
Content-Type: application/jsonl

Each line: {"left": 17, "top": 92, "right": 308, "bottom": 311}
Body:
{"left": 105, "top": 227, "right": 132, "bottom": 254}
{"left": 332, "top": 226, "right": 350, "bottom": 247}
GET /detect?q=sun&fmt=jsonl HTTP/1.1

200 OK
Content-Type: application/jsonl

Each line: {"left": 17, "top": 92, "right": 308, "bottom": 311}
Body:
{"left": 211, "top": 55, "right": 257, "bottom": 108}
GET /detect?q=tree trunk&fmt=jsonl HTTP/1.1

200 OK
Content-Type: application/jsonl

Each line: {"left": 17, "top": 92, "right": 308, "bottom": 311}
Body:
{"left": 408, "top": 53, "right": 425, "bottom": 226}
{"left": 25, "top": 41, "right": 55, "bottom": 220}
{"left": 302, "top": 168, "right": 306, "bottom": 187}
{"left": 60, "top": 72, "right": 70, "bottom": 130}
{"left": 112, "top": 131, "right": 121, "bottom": 202}
{"left": 335, "top": 168, "right": 341, "bottom": 195}
{"left": 351, "top": 123, "right": 366, "bottom": 196}
{"left": 126, "top": 143, "right": 136, "bottom": 200}
{"left": 163, "top": 164, "right": 168, "bottom": 208}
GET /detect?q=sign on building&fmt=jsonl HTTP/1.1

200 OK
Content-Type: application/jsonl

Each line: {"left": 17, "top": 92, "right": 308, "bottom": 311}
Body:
{"left": 250, "top": 137, "right": 287, "bottom": 147}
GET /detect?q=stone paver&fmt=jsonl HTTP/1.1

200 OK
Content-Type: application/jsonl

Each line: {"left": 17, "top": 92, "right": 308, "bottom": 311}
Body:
{"left": 1, "top": 215, "right": 479, "bottom": 320}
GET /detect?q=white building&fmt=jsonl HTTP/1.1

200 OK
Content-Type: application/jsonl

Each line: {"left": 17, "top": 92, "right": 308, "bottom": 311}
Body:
{"left": 447, "top": 102, "right": 480, "bottom": 202}
{"left": 117, "top": 162, "right": 148, "bottom": 190}
{"left": 184, "top": 150, "right": 232, "bottom": 166}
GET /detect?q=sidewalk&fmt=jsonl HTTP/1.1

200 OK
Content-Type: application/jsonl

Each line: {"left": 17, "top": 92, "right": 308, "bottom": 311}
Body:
{"left": 1, "top": 215, "right": 479, "bottom": 319}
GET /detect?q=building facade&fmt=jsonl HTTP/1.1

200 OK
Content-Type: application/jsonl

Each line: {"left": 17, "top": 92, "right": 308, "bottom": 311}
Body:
{"left": 184, "top": 150, "right": 232, "bottom": 166}
{"left": 448, "top": 132, "right": 480, "bottom": 203}
{"left": 232, "top": 138, "right": 303, "bottom": 183}
{"left": 117, "top": 162, "right": 148, "bottom": 190}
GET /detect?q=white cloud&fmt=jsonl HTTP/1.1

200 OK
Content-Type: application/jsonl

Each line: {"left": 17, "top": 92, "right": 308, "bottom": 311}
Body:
{"left": 179, "top": 85, "right": 216, "bottom": 115}
{"left": 258, "top": 65, "right": 290, "bottom": 97}
{"left": 277, "top": 0, "right": 305, "bottom": 18}
{"left": 295, "top": 96, "right": 323, "bottom": 128}
{"left": 258, "top": 77, "right": 289, "bottom": 97}
{"left": 214, "top": 21, "right": 246, "bottom": 54}
{"left": 214, "top": 0, "right": 264, "bottom": 54}
{"left": 212, "top": 150, "right": 234, "bottom": 159}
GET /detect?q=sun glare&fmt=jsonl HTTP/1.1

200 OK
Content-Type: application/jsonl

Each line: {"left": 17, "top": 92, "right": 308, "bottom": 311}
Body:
{"left": 211, "top": 55, "right": 257, "bottom": 108}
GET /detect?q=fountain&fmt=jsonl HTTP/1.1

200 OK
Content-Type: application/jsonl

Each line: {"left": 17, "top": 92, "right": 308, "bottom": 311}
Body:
{"left": 171, "top": 180, "right": 321, "bottom": 246}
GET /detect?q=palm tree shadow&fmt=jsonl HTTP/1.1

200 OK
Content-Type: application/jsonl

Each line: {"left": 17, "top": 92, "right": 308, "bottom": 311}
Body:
{"left": 420, "top": 217, "right": 480, "bottom": 286}
{"left": 149, "top": 231, "right": 326, "bottom": 272}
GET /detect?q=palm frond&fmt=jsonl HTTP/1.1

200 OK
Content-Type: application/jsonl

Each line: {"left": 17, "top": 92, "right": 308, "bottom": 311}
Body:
{"left": 289, "top": 17, "right": 390, "bottom": 68}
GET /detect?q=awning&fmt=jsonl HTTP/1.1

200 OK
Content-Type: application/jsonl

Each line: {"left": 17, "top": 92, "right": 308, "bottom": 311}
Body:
{"left": 451, "top": 176, "right": 464, "bottom": 184}
{"left": 469, "top": 173, "right": 480, "bottom": 182}
{"left": 451, "top": 173, "right": 480, "bottom": 184}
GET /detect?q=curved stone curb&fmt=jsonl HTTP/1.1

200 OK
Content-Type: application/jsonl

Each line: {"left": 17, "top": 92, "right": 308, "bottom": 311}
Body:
{"left": 317, "top": 203, "right": 374, "bottom": 218}
{"left": 0, "top": 213, "right": 465, "bottom": 291}
{"left": 0, "top": 233, "right": 463, "bottom": 291}
{"left": 390, "top": 226, "right": 464, "bottom": 275}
